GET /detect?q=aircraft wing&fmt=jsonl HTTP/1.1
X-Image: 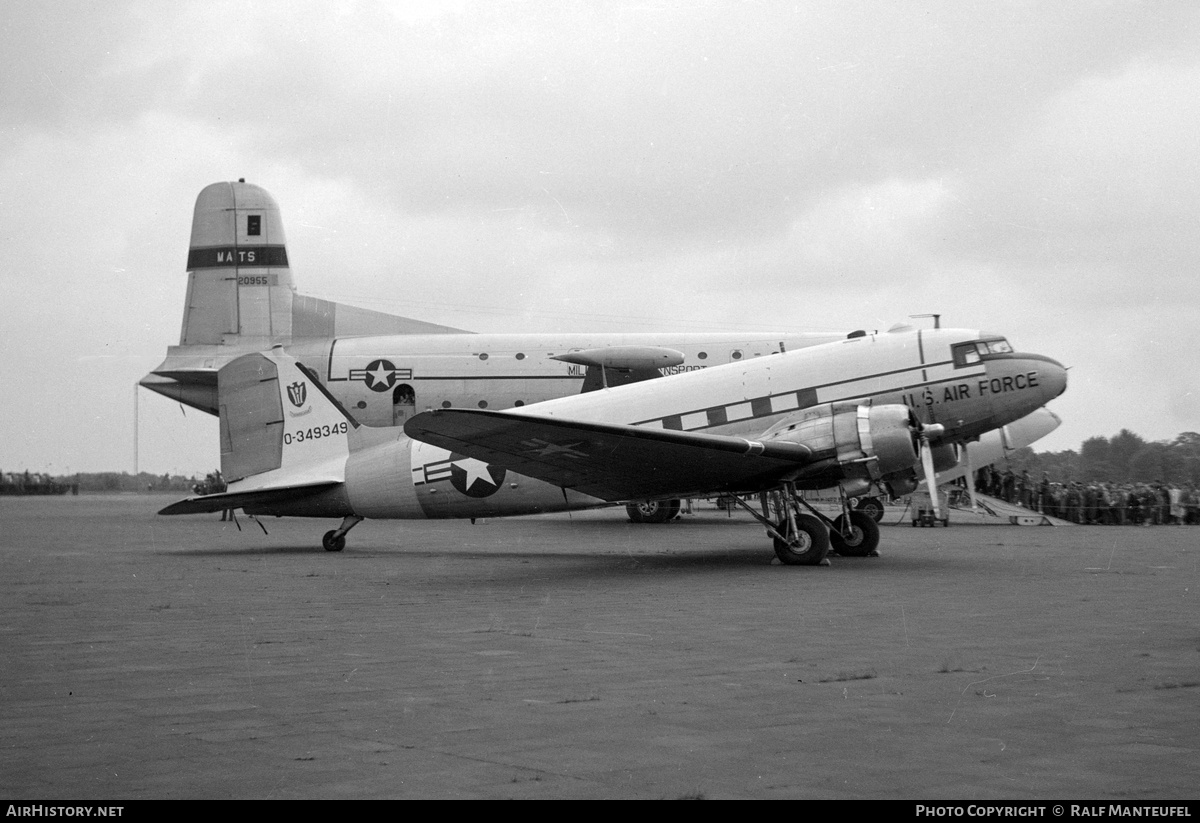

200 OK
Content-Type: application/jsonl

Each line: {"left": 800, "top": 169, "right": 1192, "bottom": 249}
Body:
{"left": 403, "top": 409, "right": 813, "bottom": 502}
{"left": 158, "top": 481, "right": 342, "bottom": 515}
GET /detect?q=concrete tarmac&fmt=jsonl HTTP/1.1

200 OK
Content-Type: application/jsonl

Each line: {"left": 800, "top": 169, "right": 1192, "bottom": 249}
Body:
{"left": 2, "top": 495, "right": 1197, "bottom": 799}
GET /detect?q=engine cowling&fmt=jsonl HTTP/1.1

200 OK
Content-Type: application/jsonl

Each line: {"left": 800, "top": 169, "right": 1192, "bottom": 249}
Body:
{"left": 759, "top": 402, "right": 923, "bottom": 495}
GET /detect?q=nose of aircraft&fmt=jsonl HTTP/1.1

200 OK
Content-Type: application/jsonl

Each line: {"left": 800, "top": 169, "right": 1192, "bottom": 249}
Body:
{"left": 1034, "top": 354, "right": 1068, "bottom": 403}
{"left": 980, "top": 351, "right": 1067, "bottom": 429}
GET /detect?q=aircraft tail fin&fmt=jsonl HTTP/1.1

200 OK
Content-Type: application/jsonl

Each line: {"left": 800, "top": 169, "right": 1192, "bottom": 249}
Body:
{"left": 160, "top": 349, "right": 361, "bottom": 515}
{"left": 218, "top": 350, "right": 357, "bottom": 484}
{"left": 179, "top": 180, "right": 467, "bottom": 348}
{"left": 147, "top": 181, "right": 469, "bottom": 415}
{"left": 181, "top": 181, "right": 296, "bottom": 347}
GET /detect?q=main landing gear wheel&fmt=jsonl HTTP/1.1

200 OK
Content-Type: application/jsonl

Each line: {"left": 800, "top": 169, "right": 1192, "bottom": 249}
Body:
{"left": 830, "top": 511, "right": 881, "bottom": 557}
{"left": 855, "top": 497, "right": 885, "bottom": 523}
{"left": 772, "top": 513, "right": 830, "bottom": 566}
{"left": 626, "top": 499, "right": 680, "bottom": 524}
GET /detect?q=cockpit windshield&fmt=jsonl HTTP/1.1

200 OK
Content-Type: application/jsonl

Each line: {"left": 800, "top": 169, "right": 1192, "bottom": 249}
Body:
{"left": 953, "top": 338, "right": 1013, "bottom": 366}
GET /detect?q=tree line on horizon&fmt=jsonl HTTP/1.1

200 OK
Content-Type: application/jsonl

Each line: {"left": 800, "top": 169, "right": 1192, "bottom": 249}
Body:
{"left": 993, "top": 430, "right": 1200, "bottom": 487}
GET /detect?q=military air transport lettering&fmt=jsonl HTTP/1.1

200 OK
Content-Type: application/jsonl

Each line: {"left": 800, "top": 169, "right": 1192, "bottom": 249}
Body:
{"left": 185, "top": 245, "right": 289, "bottom": 269}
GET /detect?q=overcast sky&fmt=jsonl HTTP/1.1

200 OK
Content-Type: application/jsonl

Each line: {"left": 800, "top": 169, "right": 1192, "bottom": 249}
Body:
{"left": 2, "top": 1, "right": 1198, "bottom": 476}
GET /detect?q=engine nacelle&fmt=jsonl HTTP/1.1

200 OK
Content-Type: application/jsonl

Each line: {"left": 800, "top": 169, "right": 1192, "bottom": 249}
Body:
{"left": 760, "top": 402, "right": 921, "bottom": 491}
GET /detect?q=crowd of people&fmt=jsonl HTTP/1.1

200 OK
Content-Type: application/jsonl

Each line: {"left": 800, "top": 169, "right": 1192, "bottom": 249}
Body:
{"left": 974, "top": 467, "right": 1200, "bottom": 525}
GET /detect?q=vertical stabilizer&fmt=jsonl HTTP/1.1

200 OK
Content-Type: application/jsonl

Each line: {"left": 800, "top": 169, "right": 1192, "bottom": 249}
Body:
{"left": 159, "top": 349, "right": 355, "bottom": 515}
{"left": 218, "top": 351, "right": 355, "bottom": 485}
{"left": 182, "top": 180, "right": 296, "bottom": 346}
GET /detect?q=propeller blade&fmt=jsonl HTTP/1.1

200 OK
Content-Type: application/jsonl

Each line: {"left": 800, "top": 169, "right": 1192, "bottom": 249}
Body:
{"left": 920, "top": 438, "right": 942, "bottom": 521}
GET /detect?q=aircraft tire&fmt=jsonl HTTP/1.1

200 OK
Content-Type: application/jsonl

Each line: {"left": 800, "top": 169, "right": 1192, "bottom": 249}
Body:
{"left": 855, "top": 497, "right": 885, "bottom": 523}
{"left": 830, "top": 511, "right": 880, "bottom": 557}
{"left": 322, "top": 530, "right": 346, "bottom": 552}
{"left": 773, "top": 514, "right": 829, "bottom": 566}
{"left": 629, "top": 499, "right": 679, "bottom": 524}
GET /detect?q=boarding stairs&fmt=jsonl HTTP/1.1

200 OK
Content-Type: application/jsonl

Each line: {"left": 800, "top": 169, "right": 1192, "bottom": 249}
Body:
{"left": 940, "top": 491, "right": 1075, "bottom": 526}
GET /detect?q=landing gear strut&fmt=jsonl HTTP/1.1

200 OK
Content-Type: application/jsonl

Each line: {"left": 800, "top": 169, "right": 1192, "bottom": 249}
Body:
{"left": 322, "top": 515, "right": 363, "bottom": 552}
{"left": 726, "top": 482, "right": 831, "bottom": 565}
{"left": 727, "top": 482, "right": 883, "bottom": 564}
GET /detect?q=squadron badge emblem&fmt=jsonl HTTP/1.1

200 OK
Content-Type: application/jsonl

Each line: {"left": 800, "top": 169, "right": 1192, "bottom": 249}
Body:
{"left": 287, "top": 381, "right": 307, "bottom": 407}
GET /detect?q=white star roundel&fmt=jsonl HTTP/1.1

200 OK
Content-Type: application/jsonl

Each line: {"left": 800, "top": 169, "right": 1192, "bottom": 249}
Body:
{"left": 449, "top": 455, "right": 506, "bottom": 498}
{"left": 363, "top": 359, "right": 398, "bottom": 392}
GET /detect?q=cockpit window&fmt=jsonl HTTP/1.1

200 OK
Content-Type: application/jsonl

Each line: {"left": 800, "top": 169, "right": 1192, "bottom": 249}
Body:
{"left": 953, "top": 338, "right": 1013, "bottom": 367}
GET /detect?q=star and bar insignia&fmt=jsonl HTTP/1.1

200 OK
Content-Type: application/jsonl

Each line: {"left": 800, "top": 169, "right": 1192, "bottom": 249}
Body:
{"left": 349, "top": 359, "right": 413, "bottom": 392}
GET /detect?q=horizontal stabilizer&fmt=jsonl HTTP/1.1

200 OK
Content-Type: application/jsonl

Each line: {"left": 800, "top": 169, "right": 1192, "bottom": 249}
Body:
{"left": 404, "top": 408, "right": 811, "bottom": 502}
{"left": 159, "top": 481, "right": 342, "bottom": 515}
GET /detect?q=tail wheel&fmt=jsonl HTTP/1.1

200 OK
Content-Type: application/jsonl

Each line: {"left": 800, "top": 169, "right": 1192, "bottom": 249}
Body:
{"left": 830, "top": 511, "right": 880, "bottom": 557}
{"left": 772, "top": 513, "right": 830, "bottom": 566}
{"left": 322, "top": 530, "right": 346, "bottom": 552}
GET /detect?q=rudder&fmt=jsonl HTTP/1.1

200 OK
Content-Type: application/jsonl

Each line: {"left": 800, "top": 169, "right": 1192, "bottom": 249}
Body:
{"left": 182, "top": 180, "right": 297, "bottom": 346}
{"left": 218, "top": 351, "right": 355, "bottom": 484}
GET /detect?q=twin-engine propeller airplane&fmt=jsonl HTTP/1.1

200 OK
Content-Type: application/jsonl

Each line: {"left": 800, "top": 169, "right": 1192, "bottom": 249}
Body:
{"left": 160, "top": 325, "right": 1067, "bottom": 565}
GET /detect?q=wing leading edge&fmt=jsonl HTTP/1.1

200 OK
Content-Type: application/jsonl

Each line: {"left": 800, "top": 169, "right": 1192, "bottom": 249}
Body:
{"left": 402, "top": 409, "right": 812, "bottom": 502}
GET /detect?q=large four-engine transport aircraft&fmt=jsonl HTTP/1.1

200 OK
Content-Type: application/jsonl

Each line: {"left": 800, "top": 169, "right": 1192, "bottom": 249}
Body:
{"left": 160, "top": 325, "right": 1067, "bottom": 564}
{"left": 141, "top": 180, "right": 891, "bottom": 521}
{"left": 141, "top": 181, "right": 857, "bottom": 422}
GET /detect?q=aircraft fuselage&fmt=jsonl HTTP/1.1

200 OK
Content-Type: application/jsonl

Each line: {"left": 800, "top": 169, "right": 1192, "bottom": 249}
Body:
{"left": 242, "top": 327, "right": 1067, "bottom": 522}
